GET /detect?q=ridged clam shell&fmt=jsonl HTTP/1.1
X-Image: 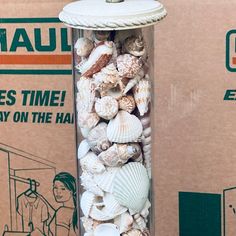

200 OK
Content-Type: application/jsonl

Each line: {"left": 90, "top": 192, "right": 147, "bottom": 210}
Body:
{"left": 78, "top": 139, "right": 90, "bottom": 159}
{"left": 113, "top": 163, "right": 150, "bottom": 213}
{"left": 95, "top": 96, "right": 118, "bottom": 120}
{"left": 107, "top": 111, "right": 143, "bottom": 143}
{"left": 94, "top": 224, "right": 120, "bottom": 236}
{"left": 80, "top": 152, "right": 105, "bottom": 174}
{"left": 123, "top": 35, "right": 146, "bottom": 57}
{"left": 79, "top": 41, "right": 113, "bottom": 77}
{"left": 93, "top": 167, "right": 120, "bottom": 193}
{"left": 87, "top": 122, "right": 112, "bottom": 155}
{"left": 77, "top": 111, "right": 100, "bottom": 130}
{"left": 133, "top": 78, "right": 151, "bottom": 116}
{"left": 118, "top": 95, "right": 136, "bottom": 113}
{"left": 114, "top": 212, "right": 134, "bottom": 233}
{"left": 117, "top": 54, "right": 143, "bottom": 78}
{"left": 81, "top": 191, "right": 96, "bottom": 217}
{"left": 75, "top": 37, "right": 94, "bottom": 58}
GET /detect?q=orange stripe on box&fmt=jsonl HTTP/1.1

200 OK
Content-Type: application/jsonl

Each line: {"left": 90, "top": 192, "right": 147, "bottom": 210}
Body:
{"left": 232, "top": 57, "right": 236, "bottom": 65}
{"left": 0, "top": 55, "right": 71, "bottom": 65}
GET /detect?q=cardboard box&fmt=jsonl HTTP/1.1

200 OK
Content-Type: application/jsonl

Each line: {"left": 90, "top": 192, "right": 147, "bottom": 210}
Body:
{"left": 154, "top": 0, "right": 236, "bottom": 235}
{"left": 0, "top": 1, "right": 78, "bottom": 235}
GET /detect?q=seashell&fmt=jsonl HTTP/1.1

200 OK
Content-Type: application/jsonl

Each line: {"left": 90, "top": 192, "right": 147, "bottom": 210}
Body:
{"left": 103, "top": 83, "right": 124, "bottom": 100}
{"left": 94, "top": 223, "right": 120, "bottom": 236}
{"left": 123, "top": 35, "right": 146, "bottom": 57}
{"left": 79, "top": 41, "right": 113, "bottom": 77}
{"left": 77, "top": 111, "right": 100, "bottom": 130}
{"left": 80, "top": 152, "right": 105, "bottom": 174}
{"left": 94, "top": 31, "right": 111, "bottom": 43}
{"left": 143, "top": 127, "right": 151, "bottom": 137}
{"left": 76, "top": 77, "right": 96, "bottom": 112}
{"left": 81, "top": 216, "right": 94, "bottom": 232}
{"left": 133, "top": 78, "right": 151, "bottom": 116}
{"left": 95, "top": 96, "right": 118, "bottom": 120}
{"left": 107, "top": 111, "right": 143, "bottom": 143}
{"left": 81, "top": 127, "right": 91, "bottom": 138}
{"left": 123, "top": 69, "right": 145, "bottom": 95}
{"left": 93, "top": 167, "right": 120, "bottom": 193}
{"left": 98, "top": 143, "right": 141, "bottom": 167}
{"left": 118, "top": 95, "right": 136, "bottom": 113}
{"left": 134, "top": 214, "right": 146, "bottom": 231}
{"left": 87, "top": 122, "right": 112, "bottom": 155}
{"left": 113, "top": 162, "right": 150, "bottom": 213}
{"left": 140, "top": 200, "right": 151, "bottom": 219}
{"left": 81, "top": 191, "right": 96, "bottom": 217}
{"left": 84, "top": 232, "right": 94, "bottom": 236}
{"left": 80, "top": 172, "right": 104, "bottom": 197}
{"left": 75, "top": 37, "right": 94, "bottom": 58}
{"left": 117, "top": 54, "right": 143, "bottom": 78}
{"left": 114, "top": 212, "right": 134, "bottom": 233}
{"left": 78, "top": 139, "right": 90, "bottom": 159}
{"left": 122, "top": 229, "right": 142, "bottom": 236}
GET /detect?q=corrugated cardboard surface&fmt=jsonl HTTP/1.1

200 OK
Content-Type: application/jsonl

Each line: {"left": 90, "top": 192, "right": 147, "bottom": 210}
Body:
{"left": 0, "top": 1, "right": 77, "bottom": 235}
{"left": 155, "top": 0, "right": 236, "bottom": 235}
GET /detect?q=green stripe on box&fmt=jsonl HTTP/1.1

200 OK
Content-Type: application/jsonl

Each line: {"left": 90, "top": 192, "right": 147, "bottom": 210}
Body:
{"left": 179, "top": 192, "right": 221, "bottom": 236}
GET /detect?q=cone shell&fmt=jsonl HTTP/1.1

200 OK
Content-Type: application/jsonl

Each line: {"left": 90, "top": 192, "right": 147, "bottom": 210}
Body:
{"left": 107, "top": 111, "right": 143, "bottom": 143}
{"left": 118, "top": 95, "right": 136, "bottom": 113}
{"left": 79, "top": 41, "right": 113, "bottom": 77}
{"left": 117, "top": 54, "right": 143, "bottom": 78}
{"left": 94, "top": 223, "right": 120, "bottom": 236}
{"left": 75, "top": 37, "right": 94, "bottom": 57}
{"left": 123, "top": 35, "right": 146, "bottom": 57}
{"left": 87, "top": 122, "right": 112, "bottom": 155}
{"left": 81, "top": 191, "right": 96, "bottom": 217}
{"left": 78, "top": 139, "right": 90, "bottom": 159}
{"left": 133, "top": 78, "right": 151, "bottom": 116}
{"left": 113, "top": 163, "right": 150, "bottom": 213}
{"left": 95, "top": 96, "right": 118, "bottom": 120}
{"left": 80, "top": 152, "right": 105, "bottom": 174}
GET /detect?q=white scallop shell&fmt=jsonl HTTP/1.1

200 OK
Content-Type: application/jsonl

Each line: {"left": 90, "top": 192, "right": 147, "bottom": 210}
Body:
{"left": 94, "top": 224, "right": 120, "bottom": 236}
{"left": 95, "top": 96, "right": 118, "bottom": 120}
{"left": 133, "top": 77, "right": 151, "bottom": 116}
{"left": 80, "top": 152, "right": 105, "bottom": 174}
{"left": 114, "top": 212, "right": 134, "bottom": 233}
{"left": 93, "top": 167, "right": 120, "bottom": 193}
{"left": 81, "top": 191, "right": 96, "bottom": 217}
{"left": 113, "top": 163, "right": 150, "bottom": 213}
{"left": 87, "top": 122, "right": 112, "bottom": 155}
{"left": 107, "top": 111, "right": 143, "bottom": 143}
{"left": 75, "top": 37, "right": 94, "bottom": 57}
{"left": 78, "top": 139, "right": 90, "bottom": 159}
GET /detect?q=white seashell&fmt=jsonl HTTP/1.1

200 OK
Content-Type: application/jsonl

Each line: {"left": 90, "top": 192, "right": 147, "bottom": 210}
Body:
{"left": 94, "top": 223, "right": 120, "bottom": 236}
{"left": 78, "top": 139, "right": 90, "bottom": 159}
{"left": 134, "top": 214, "right": 146, "bottom": 231}
{"left": 77, "top": 111, "right": 100, "bottom": 130}
{"left": 142, "top": 136, "right": 151, "bottom": 146}
{"left": 80, "top": 152, "right": 105, "bottom": 174}
{"left": 80, "top": 172, "right": 104, "bottom": 197}
{"left": 75, "top": 37, "right": 94, "bottom": 58}
{"left": 143, "top": 127, "right": 151, "bottom": 137}
{"left": 79, "top": 41, "right": 113, "bottom": 77}
{"left": 140, "top": 200, "right": 151, "bottom": 219}
{"left": 81, "top": 127, "right": 91, "bottom": 138}
{"left": 114, "top": 212, "right": 134, "bottom": 233}
{"left": 122, "top": 229, "right": 142, "bottom": 236}
{"left": 93, "top": 167, "right": 120, "bottom": 193}
{"left": 143, "top": 144, "right": 151, "bottom": 153}
{"left": 95, "top": 96, "right": 118, "bottom": 120}
{"left": 81, "top": 191, "right": 96, "bottom": 217}
{"left": 123, "top": 35, "right": 146, "bottom": 57}
{"left": 84, "top": 232, "right": 94, "bottom": 236}
{"left": 81, "top": 216, "right": 94, "bottom": 232}
{"left": 87, "top": 122, "right": 112, "bottom": 155}
{"left": 113, "top": 162, "right": 150, "bottom": 213}
{"left": 118, "top": 95, "right": 136, "bottom": 113}
{"left": 133, "top": 78, "right": 151, "bottom": 116}
{"left": 107, "top": 111, "right": 143, "bottom": 143}
{"left": 117, "top": 54, "right": 143, "bottom": 78}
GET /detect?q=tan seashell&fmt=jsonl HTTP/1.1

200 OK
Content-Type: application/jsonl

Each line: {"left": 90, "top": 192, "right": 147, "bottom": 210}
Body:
{"left": 114, "top": 212, "right": 134, "bottom": 233}
{"left": 75, "top": 37, "right": 94, "bottom": 57}
{"left": 79, "top": 41, "right": 113, "bottom": 77}
{"left": 117, "top": 54, "right": 143, "bottom": 78}
{"left": 95, "top": 96, "right": 118, "bottom": 120}
{"left": 107, "top": 111, "right": 143, "bottom": 143}
{"left": 133, "top": 78, "right": 151, "bottom": 117}
{"left": 118, "top": 95, "right": 136, "bottom": 113}
{"left": 123, "top": 35, "right": 146, "bottom": 57}
{"left": 87, "top": 122, "right": 112, "bottom": 155}
{"left": 98, "top": 143, "right": 141, "bottom": 167}
{"left": 77, "top": 111, "right": 100, "bottom": 130}
{"left": 122, "top": 229, "right": 142, "bottom": 236}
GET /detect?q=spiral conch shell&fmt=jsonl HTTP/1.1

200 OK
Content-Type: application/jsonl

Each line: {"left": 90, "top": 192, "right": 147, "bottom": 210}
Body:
{"left": 118, "top": 95, "right": 136, "bottom": 113}
{"left": 75, "top": 37, "right": 94, "bottom": 57}
{"left": 79, "top": 41, "right": 113, "bottom": 77}
{"left": 95, "top": 96, "right": 118, "bottom": 120}
{"left": 123, "top": 35, "right": 146, "bottom": 57}
{"left": 98, "top": 143, "right": 141, "bottom": 167}
{"left": 87, "top": 122, "right": 112, "bottom": 155}
{"left": 117, "top": 54, "right": 143, "bottom": 78}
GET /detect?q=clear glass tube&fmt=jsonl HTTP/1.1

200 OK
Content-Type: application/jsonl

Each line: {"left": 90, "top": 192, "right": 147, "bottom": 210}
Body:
{"left": 74, "top": 28, "right": 154, "bottom": 236}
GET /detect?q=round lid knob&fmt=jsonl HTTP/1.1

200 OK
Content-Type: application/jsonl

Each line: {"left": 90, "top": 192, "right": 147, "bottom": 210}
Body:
{"left": 59, "top": 0, "right": 167, "bottom": 30}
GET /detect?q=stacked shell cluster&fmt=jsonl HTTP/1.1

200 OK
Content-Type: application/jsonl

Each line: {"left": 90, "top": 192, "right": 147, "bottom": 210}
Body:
{"left": 75, "top": 30, "right": 152, "bottom": 236}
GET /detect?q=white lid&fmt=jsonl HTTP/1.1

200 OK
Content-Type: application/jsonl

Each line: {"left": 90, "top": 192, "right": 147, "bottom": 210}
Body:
{"left": 59, "top": 0, "right": 167, "bottom": 30}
